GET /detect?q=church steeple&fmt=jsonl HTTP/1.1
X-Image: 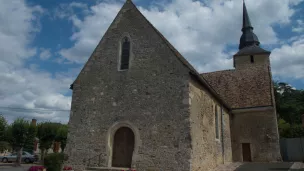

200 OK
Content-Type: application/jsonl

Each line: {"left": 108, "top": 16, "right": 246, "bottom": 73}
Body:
{"left": 239, "top": 0, "right": 260, "bottom": 50}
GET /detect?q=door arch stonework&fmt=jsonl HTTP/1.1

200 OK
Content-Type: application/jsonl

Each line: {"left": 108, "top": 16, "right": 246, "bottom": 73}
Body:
{"left": 107, "top": 121, "right": 140, "bottom": 168}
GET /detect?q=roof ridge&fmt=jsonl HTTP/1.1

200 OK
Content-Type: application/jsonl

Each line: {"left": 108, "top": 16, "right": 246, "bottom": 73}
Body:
{"left": 201, "top": 69, "right": 235, "bottom": 75}
{"left": 129, "top": 2, "right": 231, "bottom": 110}
{"left": 71, "top": 0, "right": 131, "bottom": 87}
{"left": 128, "top": 1, "right": 197, "bottom": 72}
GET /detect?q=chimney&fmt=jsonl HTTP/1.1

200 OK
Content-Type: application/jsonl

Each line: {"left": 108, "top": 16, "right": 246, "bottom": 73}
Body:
{"left": 31, "top": 119, "right": 37, "bottom": 126}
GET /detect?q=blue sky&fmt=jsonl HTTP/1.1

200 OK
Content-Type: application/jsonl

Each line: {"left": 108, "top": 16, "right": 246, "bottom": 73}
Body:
{"left": 0, "top": 0, "right": 303, "bottom": 123}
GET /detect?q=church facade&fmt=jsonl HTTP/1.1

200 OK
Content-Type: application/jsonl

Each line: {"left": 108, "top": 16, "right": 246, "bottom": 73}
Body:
{"left": 65, "top": 0, "right": 282, "bottom": 171}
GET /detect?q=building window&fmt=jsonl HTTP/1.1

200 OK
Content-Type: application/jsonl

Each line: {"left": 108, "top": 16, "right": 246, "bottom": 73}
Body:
{"left": 215, "top": 105, "right": 219, "bottom": 139}
{"left": 250, "top": 55, "right": 254, "bottom": 63}
{"left": 120, "top": 37, "right": 131, "bottom": 70}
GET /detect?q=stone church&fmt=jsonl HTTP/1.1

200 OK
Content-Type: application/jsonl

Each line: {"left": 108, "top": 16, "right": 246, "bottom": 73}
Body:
{"left": 65, "top": 0, "right": 282, "bottom": 170}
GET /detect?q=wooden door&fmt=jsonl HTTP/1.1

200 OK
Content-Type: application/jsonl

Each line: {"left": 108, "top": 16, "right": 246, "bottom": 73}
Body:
{"left": 242, "top": 143, "right": 252, "bottom": 162}
{"left": 112, "top": 127, "right": 135, "bottom": 168}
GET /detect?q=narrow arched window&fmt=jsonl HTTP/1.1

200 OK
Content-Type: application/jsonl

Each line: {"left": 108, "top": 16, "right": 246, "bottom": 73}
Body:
{"left": 120, "top": 37, "right": 130, "bottom": 70}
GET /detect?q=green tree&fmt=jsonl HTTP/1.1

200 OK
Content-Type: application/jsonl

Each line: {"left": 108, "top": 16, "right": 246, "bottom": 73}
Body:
{"left": 274, "top": 81, "right": 304, "bottom": 125}
{"left": 0, "top": 114, "right": 7, "bottom": 140}
{"left": 0, "top": 115, "right": 9, "bottom": 152}
{"left": 55, "top": 125, "right": 68, "bottom": 152}
{"left": 275, "top": 82, "right": 304, "bottom": 138}
{"left": 278, "top": 119, "right": 291, "bottom": 138}
{"left": 37, "top": 122, "right": 61, "bottom": 163}
{"left": 0, "top": 141, "right": 11, "bottom": 153}
{"left": 7, "top": 118, "right": 30, "bottom": 166}
{"left": 0, "top": 115, "right": 11, "bottom": 153}
{"left": 289, "top": 124, "right": 304, "bottom": 138}
{"left": 23, "top": 122, "right": 37, "bottom": 154}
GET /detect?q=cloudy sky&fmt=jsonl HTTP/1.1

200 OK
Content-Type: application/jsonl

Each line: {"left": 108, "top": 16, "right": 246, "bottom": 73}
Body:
{"left": 0, "top": 0, "right": 303, "bottom": 123}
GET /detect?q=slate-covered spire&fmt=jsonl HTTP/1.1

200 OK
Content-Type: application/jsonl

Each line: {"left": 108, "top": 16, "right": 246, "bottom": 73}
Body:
{"left": 242, "top": 0, "right": 252, "bottom": 30}
{"left": 239, "top": 0, "right": 260, "bottom": 50}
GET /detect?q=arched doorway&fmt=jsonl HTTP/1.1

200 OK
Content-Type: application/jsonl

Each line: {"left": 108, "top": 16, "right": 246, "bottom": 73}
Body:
{"left": 112, "top": 127, "right": 135, "bottom": 168}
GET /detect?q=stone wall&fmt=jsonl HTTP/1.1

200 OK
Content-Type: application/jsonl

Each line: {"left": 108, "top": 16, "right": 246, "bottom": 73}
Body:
{"left": 189, "top": 78, "right": 232, "bottom": 171}
{"left": 65, "top": 1, "right": 193, "bottom": 171}
{"left": 230, "top": 109, "right": 281, "bottom": 162}
{"left": 223, "top": 108, "right": 233, "bottom": 163}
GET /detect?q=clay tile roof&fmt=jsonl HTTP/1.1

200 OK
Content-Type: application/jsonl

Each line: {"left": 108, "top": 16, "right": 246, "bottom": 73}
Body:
{"left": 201, "top": 67, "right": 273, "bottom": 109}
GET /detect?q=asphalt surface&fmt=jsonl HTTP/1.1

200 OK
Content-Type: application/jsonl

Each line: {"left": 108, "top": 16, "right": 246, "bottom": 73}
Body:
{"left": 0, "top": 166, "right": 31, "bottom": 171}
{"left": 235, "top": 162, "right": 301, "bottom": 171}
{"left": 1, "top": 162, "right": 304, "bottom": 171}
{"left": 0, "top": 164, "right": 38, "bottom": 171}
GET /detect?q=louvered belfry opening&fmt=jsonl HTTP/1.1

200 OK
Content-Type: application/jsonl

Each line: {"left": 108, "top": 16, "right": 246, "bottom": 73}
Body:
{"left": 120, "top": 37, "right": 130, "bottom": 70}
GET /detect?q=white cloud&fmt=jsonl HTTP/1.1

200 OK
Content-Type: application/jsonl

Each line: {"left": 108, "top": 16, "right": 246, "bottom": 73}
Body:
{"left": 39, "top": 48, "right": 52, "bottom": 60}
{"left": 0, "top": 61, "right": 73, "bottom": 122}
{"left": 0, "top": 0, "right": 43, "bottom": 66}
{"left": 59, "top": 0, "right": 303, "bottom": 76}
{"left": 289, "top": 0, "right": 304, "bottom": 5}
{"left": 0, "top": 0, "right": 72, "bottom": 123}
{"left": 271, "top": 36, "right": 304, "bottom": 79}
{"left": 139, "top": 0, "right": 301, "bottom": 72}
{"left": 59, "top": 1, "right": 122, "bottom": 63}
{"left": 52, "top": 2, "right": 89, "bottom": 20}
{"left": 292, "top": 20, "right": 304, "bottom": 33}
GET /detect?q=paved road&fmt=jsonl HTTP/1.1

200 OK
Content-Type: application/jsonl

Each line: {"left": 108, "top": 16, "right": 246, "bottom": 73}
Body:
{"left": 1, "top": 162, "right": 304, "bottom": 171}
{"left": 235, "top": 162, "right": 303, "bottom": 171}
{"left": 0, "top": 166, "right": 30, "bottom": 171}
{"left": 0, "top": 164, "right": 37, "bottom": 171}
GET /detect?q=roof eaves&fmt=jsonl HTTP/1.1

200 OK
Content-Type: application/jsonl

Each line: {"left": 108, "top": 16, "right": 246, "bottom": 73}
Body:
{"left": 234, "top": 45, "right": 271, "bottom": 56}
{"left": 200, "top": 69, "right": 236, "bottom": 76}
{"left": 189, "top": 71, "right": 231, "bottom": 111}
{"left": 234, "top": 50, "right": 271, "bottom": 57}
{"left": 231, "top": 105, "right": 273, "bottom": 110}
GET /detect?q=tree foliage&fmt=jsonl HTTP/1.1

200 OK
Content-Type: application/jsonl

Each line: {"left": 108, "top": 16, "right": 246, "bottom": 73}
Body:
{"left": 274, "top": 81, "right": 304, "bottom": 138}
{"left": 9, "top": 119, "right": 30, "bottom": 148}
{"left": 0, "top": 114, "right": 10, "bottom": 152}
{"left": 0, "top": 116, "right": 69, "bottom": 162}
{"left": 7, "top": 118, "right": 32, "bottom": 165}
{"left": 0, "top": 141, "right": 11, "bottom": 153}
{"left": 55, "top": 124, "right": 68, "bottom": 152}
{"left": 0, "top": 114, "right": 7, "bottom": 140}
{"left": 24, "top": 123, "right": 37, "bottom": 154}
{"left": 37, "top": 122, "right": 61, "bottom": 162}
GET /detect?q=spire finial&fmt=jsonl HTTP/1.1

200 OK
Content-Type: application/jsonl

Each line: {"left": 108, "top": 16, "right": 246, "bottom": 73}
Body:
{"left": 238, "top": 0, "right": 260, "bottom": 50}
{"left": 242, "top": 0, "right": 253, "bottom": 31}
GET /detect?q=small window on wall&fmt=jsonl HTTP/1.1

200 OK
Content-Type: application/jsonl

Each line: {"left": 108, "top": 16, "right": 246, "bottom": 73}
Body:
{"left": 215, "top": 105, "right": 219, "bottom": 139}
{"left": 119, "top": 37, "right": 131, "bottom": 70}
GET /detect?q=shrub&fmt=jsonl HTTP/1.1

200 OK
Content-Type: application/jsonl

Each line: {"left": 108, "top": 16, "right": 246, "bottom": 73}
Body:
{"left": 28, "top": 166, "right": 45, "bottom": 171}
{"left": 44, "top": 153, "right": 64, "bottom": 171}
